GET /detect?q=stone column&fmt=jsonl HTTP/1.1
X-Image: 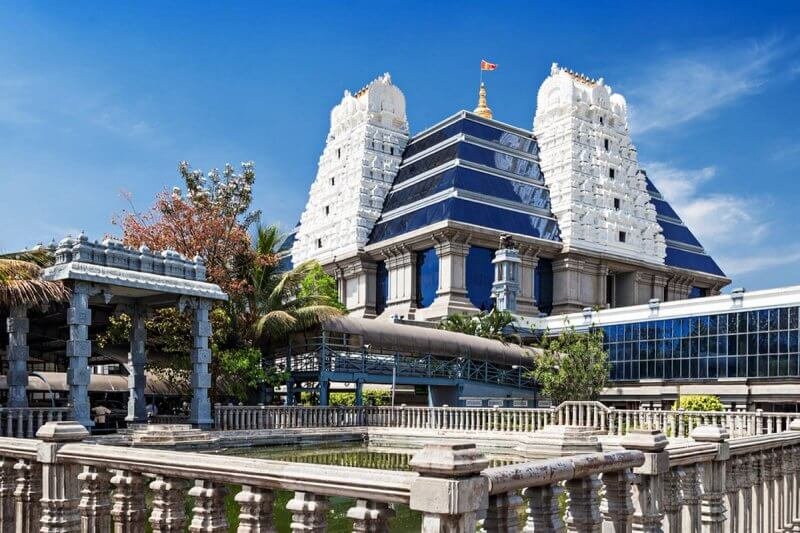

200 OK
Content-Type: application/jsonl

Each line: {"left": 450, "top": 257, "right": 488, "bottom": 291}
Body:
{"left": 483, "top": 491, "right": 525, "bottom": 532}
{"left": 421, "top": 237, "right": 474, "bottom": 320}
{"left": 339, "top": 259, "right": 378, "bottom": 318}
{"left": 13, "top": 458, "right": 42, "bottom": 533}
{"left": 287, "top": 491, "right": 328, "bottom": 532}
{"left": 188, "top": 480, "right": 228, "bottom": 532}
{"left": 318, "top": 380, "right": 330, "bottom": 407}
{"left": 355, "top": 379, "right": 364, "bottom": 407}
{"left": 36, "top": 421, "right": 89, "bottom": 532}
{"left": 491, "top": 246, "right": 522, "bottom": 313}
{"left": 691, "top": 426, "right": 730, "bottom": 533}
{"left": 662, "top": 469, "right": 685, "bottom": 533}
{"left": 517, "top": 250, "right": 539, "bottom": 316}
{"left": 78, "top": 466, "right": 113, "bottom": 532}
{"left": 188, "top": 298, "right": 213, "bottom": 428}
{"left": 382, "top": 246, "right": 416, "bottom": 320}
{"left": 111, "top": 470, "right": 147, "bottom": 532}
{"left": 149, "top": 476, "right": 188, "bottom": 532}
{"left": 600, "top": 468, "right": 636, "bottom": 532}
{"left": 235, "top": 485, "right": 276, "bottom": 533}
{"left": 681, "top": 464, "right": 704, "bottom": 533}
{"left": 346, "top": 499, "right": 395, "bottom": 532}
{"left": 622, "top": 429, "right": 669, "bottom": 532}
{"left": 6, "top": 305, "right": 29, "bottom": 408}
{"left": 408, "top": 443, "right": 488, "bottom": 532}
{"left": 0, "top": 458, "right": 14, "bottom": 532}
{"left": 125, "top": 304, "right": 148, "bottom": 423}
{"left": 67, "top": 281, "right": 94, "bottom": 428}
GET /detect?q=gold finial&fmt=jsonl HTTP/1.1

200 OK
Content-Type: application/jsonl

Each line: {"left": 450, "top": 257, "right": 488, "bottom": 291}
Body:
{"left": 473, "top": 82, "right": 493, "bottom": 119}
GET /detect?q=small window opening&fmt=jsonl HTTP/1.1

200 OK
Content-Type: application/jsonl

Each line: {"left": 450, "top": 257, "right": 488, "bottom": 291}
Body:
{"left": 618, "top": 231, "right": 626, "bottom": 243}
{"left": 324, "top": 205, "right": 330, "bottom": 216}
{"left": 330, "top": 177, "right": 335, "bottom": 186}
{"left": 336, "top": 148, "right": 341, "bottom": 159}
{"left": 609, "top": 168, "right": 615, "bottom": 179}
{"left": 613, "top": 198, "right": 620, "bottom": 210}
{"left": 390, "top": 146, "right": 394, "bottom": 155}
{"left": 604, "top": 139, "right": 609, "bottom": 151}
{"left": 316, "top": 238, "right": 323, "bottom": 248}
{"left": 599, "top": 116, "right": 604, "bottom": 125}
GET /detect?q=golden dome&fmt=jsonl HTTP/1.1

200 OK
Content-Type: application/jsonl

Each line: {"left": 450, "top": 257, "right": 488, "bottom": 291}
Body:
{"left": 473, "top": 82, "right": 493, "bottom": 120}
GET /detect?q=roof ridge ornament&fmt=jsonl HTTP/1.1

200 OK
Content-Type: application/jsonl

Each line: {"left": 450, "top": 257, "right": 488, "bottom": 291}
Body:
{"left": 473, "top": 82, "right": 493, "bottom": 120}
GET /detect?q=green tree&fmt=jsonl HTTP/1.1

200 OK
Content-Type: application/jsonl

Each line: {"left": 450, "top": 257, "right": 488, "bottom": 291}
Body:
{"left": 529, "top": 327, "right": 610, "bottom": 405}
{"left": 438, "top": 310, "right": 518, "bottom": 341}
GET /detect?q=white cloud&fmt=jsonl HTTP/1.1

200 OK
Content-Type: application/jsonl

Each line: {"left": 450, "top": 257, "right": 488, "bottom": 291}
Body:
{"left": 627, "top": 37, "right": 794, "bottom": 135}
{"left": 645, "top": 162, "right": 768, "bottom": 250}
{"left": 717, "top": 247, "right": 800, "bottom": 277}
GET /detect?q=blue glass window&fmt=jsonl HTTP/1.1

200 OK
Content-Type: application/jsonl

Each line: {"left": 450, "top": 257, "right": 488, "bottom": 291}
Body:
{"left": 403, "top": 118, "right": 539, "bottom": 160}
{"left": 664, "top": 247, "right": 725, "bottom": 277}
{"left": 382, "top": 167, "right": 552, "bottom": 213}
{"left": 534, "top": 258, "right": 553, "bottom": 315}
{"left": 416, "top": 248, "right": 439, "bottom": 308}
{"left": 689, "top": 286, "right": 708, "bottom": 299}
{"left": 369, "top": 198, "right": 560, "bottom": 244}
{"left": 466, "top": 246, "right": 495, "bottom": 311}
{"left": 375, "top": 261, "right": 388, "bottom": 315}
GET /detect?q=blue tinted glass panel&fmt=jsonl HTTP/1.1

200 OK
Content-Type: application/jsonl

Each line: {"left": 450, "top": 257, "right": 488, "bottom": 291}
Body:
{"left": 375, "top": 261, "right": 388, "bottom": 315}
{"left": 416, "top": 248, "right": 439, "bottom": 308}
{"left": 689, "top": 286, "right": 707, "bottom": 299}
{"left": 369, "top": 199, "right": 560, "bottom": 244}
{"left": 664, "top": 247, "right": 726, "bottom": 277}
{"left": 403, "top": 118, "right": 539, "bottom": 160}
{"left": 382, "top": 167, "right": 552, "bottom": 212}
{"left": 534, "top": 258, "right": 553, "bottom": 315}
{"left": 651, "top": 198, "right": 681, "bottom": 221}
{"left": 660, "top": 220, "right": 703, "bottom": 248}
{"left": 395, "top": 144, "right": 459, "bottom": 185}
{"left": 457, "top": 144, "right": 542, "bottom": 181}
{"left": 466, "top": 246, "right": 495, "bottom": 311}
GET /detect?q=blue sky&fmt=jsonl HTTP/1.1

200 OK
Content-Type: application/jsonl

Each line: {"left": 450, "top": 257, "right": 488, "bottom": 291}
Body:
{"left": 1, "top": 1, "right": 799, "bottom": 291}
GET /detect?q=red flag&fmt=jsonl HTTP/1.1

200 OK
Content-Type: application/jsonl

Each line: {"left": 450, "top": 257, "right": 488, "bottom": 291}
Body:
{"left": 481, "top": 59, "right": 498, "bottom": 71}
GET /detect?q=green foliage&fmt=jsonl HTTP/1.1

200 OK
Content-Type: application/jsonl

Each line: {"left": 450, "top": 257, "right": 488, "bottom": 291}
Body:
{"left": 438, "top": 310, "right": 517, "bottom": 341}
{"left": 673, "top": 395, "right": 724, "bottom": 412}
{"left": 529, "top": 327, "right": 610, "bottom": 405}
{"left": 301, "top": 388, "right": 392, "bottom": 406}
{"left": 298, "top": 262, "right": 346, "bottom": 311}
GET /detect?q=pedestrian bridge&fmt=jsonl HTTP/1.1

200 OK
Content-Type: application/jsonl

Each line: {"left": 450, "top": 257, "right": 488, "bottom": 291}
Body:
{"left": 275, "top": 316, "right": 541, "bottom": 406}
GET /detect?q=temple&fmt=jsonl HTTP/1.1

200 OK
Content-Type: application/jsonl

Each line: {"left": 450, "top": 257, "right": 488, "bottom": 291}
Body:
{"left": 290, "top": 64, "right": 729, "bottom": 322}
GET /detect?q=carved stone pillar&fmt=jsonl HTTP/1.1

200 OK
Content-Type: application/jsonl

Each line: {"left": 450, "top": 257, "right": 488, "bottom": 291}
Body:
{"left": 339, "top": 258, "right": 377, "bottom": 318}
{"left": 483, "top": 491, "right": 525, "bottom": 532}
{"left": 565, "top": 474, "right": 603, "bottom": 531}
{"left": 662, "top": 469, "right": 685, "bottom": 533}
{"left": 523, "top": 484, "right": 565, "bottom": 532}
{"left": 792, "top": 446, "right": 800, "bottom": 533}
{"left": 0, "top": 458, "right": 14, "bottom": 533}
{"left": 6, "top": 305, "right": 29, "bottom": 408}
{"left": 126, "top": 304, "right": 148, "bottom": 423}
{"left": 680, "top": 464, "right": 704, "bottom": 533}
{"left": 37, "top": 421, "right": 89, "bottom": 532}
{"left": 517, "top": 250, "right": 539, "bottom": 316}
{"left": 110, "top": 470, "right": 147, "bottom": 532}
{"left": 188, "top": 480, "right": 228, "bottom": 532}
{"left": 67, "top": 281, "right": 94, "bottom": 427}
{"left": 78, "top": 466, "right": 113, "bottom": 532}
{"left": 421, "top": 237, "right": 475, "bottom": 320}
{"left": 381, "top": 246, "right": 416, "bottom": 320}
{"left": 622, "top": 429, "right": 669, "bottom": 533}
{"left": 600, "top": 469, "right": 636, "bottom": 532}
{"left": 551, "top": 256, "right": 585, "bottom": 314}
{"left": 723, "top": 459, "right": 739, "bottom": 533}
{"left": 782, "top": 447, "right": 794, "bottom": 533}
{"left": 185, "top": 298, "right": 213, "bottom": 428}
{"left": 408, "top": 443, "right": 488, "bottom": 533}
{"left": 346, "top": 498, "right": 395, "bottom": 532}
{"left": 286, "top": 491, "right": 329, "bottom": 532}
{"left": 149, "top": 476, "right": 188, "bottom": 532}
{"left": 235, "top": 485, "right": 276, "bottom": 533}
{"left": 14, "top": 459, "right": 42, "bottom": 533}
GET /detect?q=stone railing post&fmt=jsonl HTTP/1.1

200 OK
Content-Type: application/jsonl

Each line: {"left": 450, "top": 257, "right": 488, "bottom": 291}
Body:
{"left": 37, "top": 421, "right": 90, "bottom": 532}
{"left": 622, "top": 429, "right": 669, "bottom": 533}
{"left": 608, "top": 407, "right": 617, "bottom": 436}
{"left": 0, "top": 457, "right": 13, "bottom": 533}
{"left": 346, "top": 498, "right": 395, "bottom": 532}
{"left": 235, "top": 485, "right": 276, "bottom": 533}
{"left": 78, "top": 466, "right": 113, "bottom": 532}
{"left": 483, "top": 490, "right": 525, "bottom": 532}
{"left": 408, "top": 443, "right": 489, "bottom": 532}
{"left": 600, "top": 467, "right": 636, "bottom": 531}
{"left": 14, "top": 457, "right": 42, "bottom": 532}
{"left": 691, "top": 426, "right": 729, "bottom": 533}
{"left": 286, "top": 491, "right": 329, "bottom": 532}
{"left": 661, "top": 469, "right": 685, "bottom": 533}
{"left": 111, "top": 469, "right": 148, "bottom": 532}
{"left": 188, "top": 480, "right": 228, "bottom": 532}
{"left": 149, "top": 476, "right": 188, "bottom": 532}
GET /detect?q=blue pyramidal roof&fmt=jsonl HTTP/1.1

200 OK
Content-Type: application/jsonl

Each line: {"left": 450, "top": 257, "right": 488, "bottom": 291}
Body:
{"left": 368, "top": 112, "right": 561, "bottom": 244}
{"left": 644, "top": 173, "right": 726, "bottom": 277}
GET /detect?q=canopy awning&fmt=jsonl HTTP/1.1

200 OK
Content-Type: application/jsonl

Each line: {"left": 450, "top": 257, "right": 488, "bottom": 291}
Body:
{"left": 318, "top": 316, "right": 540, "bottom": 367}
{"left": 0, "top": 372, "right": 180, "bottom": 395}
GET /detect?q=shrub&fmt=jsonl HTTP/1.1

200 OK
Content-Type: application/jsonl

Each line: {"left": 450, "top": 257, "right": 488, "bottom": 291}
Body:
{"left": 673, "top": 395, "right": 724, "bottom": 412}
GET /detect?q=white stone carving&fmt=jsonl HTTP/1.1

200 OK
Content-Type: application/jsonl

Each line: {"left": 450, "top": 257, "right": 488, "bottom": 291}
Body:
{"left": 533, "top": 63, "right": 666, "bottom": 264}
{"left": 292, "top": 73, "right": 409, "bottom": 265}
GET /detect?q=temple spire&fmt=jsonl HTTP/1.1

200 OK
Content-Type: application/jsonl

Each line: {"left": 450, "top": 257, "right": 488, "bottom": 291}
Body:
{"left": 473, "top": 82, "right": 493, "bottom": 119}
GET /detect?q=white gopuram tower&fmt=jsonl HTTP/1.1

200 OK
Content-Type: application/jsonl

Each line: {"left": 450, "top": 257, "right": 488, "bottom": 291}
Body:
{"left": 292, "top": 73, "right": 409, "bottom": 265}
{"left": 533, "top": 63, "right": 666, "bottom": 264}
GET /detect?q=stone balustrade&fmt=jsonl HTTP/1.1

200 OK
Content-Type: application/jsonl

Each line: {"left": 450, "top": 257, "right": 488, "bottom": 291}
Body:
{"left": 1, "top": 419, "right": 800, "bottom": 531}
{"left": 215, "top": 402, "right": 796, "bottom": 438}
{"left": 0, "top": 407, "right": 70, "bottom": 438}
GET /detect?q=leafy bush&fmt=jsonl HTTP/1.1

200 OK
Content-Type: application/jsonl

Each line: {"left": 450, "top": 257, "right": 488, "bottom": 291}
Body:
{"left": 302, "top": 388, "right": 392, "bottom": 406}
{"left": 673, "top": 395, "right": 724, "bottom": 412}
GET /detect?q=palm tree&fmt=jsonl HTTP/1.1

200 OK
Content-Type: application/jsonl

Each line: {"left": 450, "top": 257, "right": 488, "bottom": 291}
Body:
{"left": 247, "top": 225, "right": 344, "bottom": 343}
{"left": 0, "top": 249, "right": 69, "bottom": 308}
{"left": 439, "top": 313, "right": 480, "bottom": 336}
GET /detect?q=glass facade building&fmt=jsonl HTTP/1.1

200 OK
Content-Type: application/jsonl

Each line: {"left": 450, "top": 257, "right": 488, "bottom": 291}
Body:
{"left": 465, "top": 246, "right": 495, "bottom": 311}
{"left": 603, "top": 305, "right": 800, "bottom": 381}
{"left": 416, "top": 248, "right": 439, "bottom": 308}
